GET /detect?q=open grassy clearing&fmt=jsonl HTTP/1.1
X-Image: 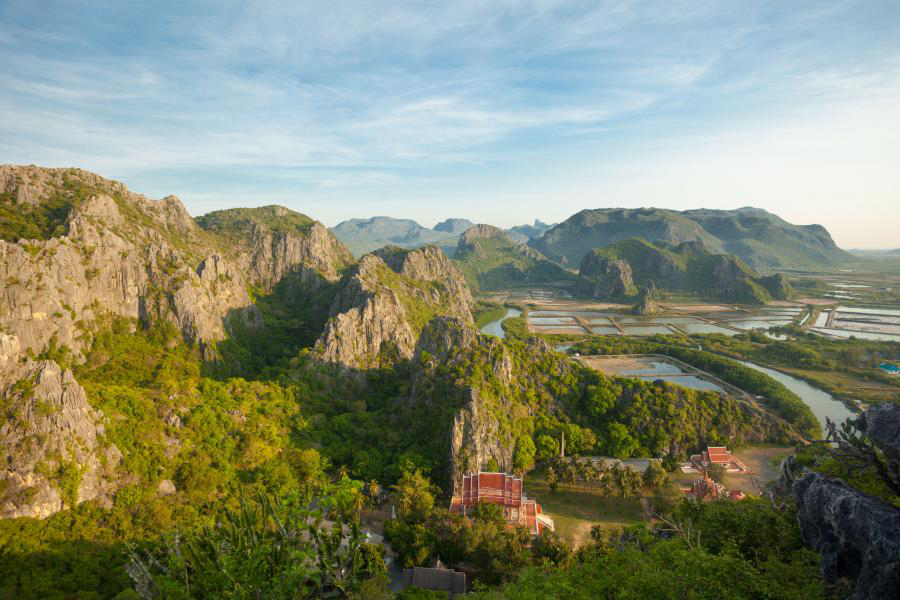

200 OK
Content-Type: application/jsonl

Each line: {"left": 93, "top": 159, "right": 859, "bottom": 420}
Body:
{"left": 525, "top": 478, "right": 646, "bottom": 548}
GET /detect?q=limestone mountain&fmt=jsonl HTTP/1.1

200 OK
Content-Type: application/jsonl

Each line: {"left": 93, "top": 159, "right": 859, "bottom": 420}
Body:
{"left": 578, "top": 238, "right": 794, "bottom": 304}
{"left": 433, "top": 218, "right": 475, "bottom": 235}
{"left": 453, "top": 224, "right": 574, "bottom": 291}
{"left": 329, "top": 216, "right": 462, "bottom": 257}
{"left": 506, "top": 219, "right": 556, "bottom": 243}
{"left": 531, "top": 207, "right": 852, "bottom": 269}
{"left": 0, "top": 165, "right": 479, "bottom": 519}
{"left": 315, "top": 245, "right": 474, "bottom": 369}
{"left": 0, "top": 166, "right": 351, "bottom": 363}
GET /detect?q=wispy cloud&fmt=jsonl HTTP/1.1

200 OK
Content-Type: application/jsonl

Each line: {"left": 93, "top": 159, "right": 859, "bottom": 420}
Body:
{"left": 0, "top": 1, "right": 898, "bottom": 245}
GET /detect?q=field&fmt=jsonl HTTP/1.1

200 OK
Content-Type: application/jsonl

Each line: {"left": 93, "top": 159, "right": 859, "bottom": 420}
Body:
{"left": 525, "top": 478, "right": 646, "bottom": 548}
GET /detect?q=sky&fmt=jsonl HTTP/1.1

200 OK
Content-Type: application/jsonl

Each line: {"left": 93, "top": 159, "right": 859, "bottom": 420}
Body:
{"left": 1, "top": 1, "right": 899, "bottom": 248}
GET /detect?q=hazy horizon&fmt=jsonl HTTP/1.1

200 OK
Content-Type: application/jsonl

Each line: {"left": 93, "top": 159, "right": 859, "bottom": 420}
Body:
{"left": 1, "top": 1, "right": 898, "bottom": 248}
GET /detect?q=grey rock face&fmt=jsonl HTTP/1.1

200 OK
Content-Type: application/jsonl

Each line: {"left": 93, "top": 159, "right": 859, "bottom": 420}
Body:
{"left": 0, "top": 334, "right": 119, "bottom": 518}
{"left": 316, "top": 247, "right": 474, "bottom": 369}
{"left": 0, "top": 165, "right": 357, "bottom": 519}
{"left": 578, "top": 254, "right": 637, "bottom": 299}
{"left": 157, "top": 479, "right": 176, "bottom": 496}
{"left": 0, "top": 166, "right": 255, "bottom": 359}
{"left": 0, "top": 166, "right": 352, "bottom": 361}
{"left": 793, "top": 471, "right": 900, "bottom": 600}
{"left": 409, "top": 318, "right": 549, "bottom": 490}
{"left": 862, "top": 403, "right": 900, "bottom": 483}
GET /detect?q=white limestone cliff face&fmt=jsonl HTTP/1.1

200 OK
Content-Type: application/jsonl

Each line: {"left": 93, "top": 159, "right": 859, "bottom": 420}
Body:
{"left": 0, "top": 166, "right": 256, "bottom": 360}
{"left": 0, "top": 165, "right": 356, "bottom": 519}
{"left": 409, "top": 317, "right": 550, "bottom": 490}
{"left": 316, "top": 247, "right": 474, "bottom": 369}
{"left": 0, "top": 333, "right": 119, "bottom": 518}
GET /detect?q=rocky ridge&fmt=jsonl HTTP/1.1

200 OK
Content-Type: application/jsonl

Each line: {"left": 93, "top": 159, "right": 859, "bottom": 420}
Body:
{"left": 578, "top": 238, "right": 794, "bottom": 304}
{"left": 0, "top": 165, "right": 365, "bottom": 518}
{"left": 315, "top": 246, "right": 474, "bottom": 369}
{"left": 0, "top": 166, "right": 351, "bottom": 362}
{"left": 0, "top": 333, "right": 120, "bottom": 518}
{"left": 454, "top": 224, "right": 574, "bottom": 291}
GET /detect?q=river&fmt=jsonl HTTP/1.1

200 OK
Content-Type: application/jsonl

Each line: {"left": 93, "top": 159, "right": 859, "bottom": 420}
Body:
{"left": 480, "top": 307, "right": 522, "bottom": 339}
{"left": 736, "top": 360, "right": 856, "bottom": 429}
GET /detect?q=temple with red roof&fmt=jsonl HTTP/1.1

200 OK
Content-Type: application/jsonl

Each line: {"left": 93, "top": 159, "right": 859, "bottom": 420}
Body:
{"left": 689, "top": 446, "right": 751, "bottom": 473}
{"left": 449, "top": 472, "right": 554, "bottom": 535}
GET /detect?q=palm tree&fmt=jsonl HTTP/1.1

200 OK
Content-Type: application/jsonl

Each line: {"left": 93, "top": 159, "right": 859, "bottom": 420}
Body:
{"left": 367, "top": 480, "right": 381, "bottom": 508}
{"left": 546, "top": 466, "right": 559, "bottom": 494}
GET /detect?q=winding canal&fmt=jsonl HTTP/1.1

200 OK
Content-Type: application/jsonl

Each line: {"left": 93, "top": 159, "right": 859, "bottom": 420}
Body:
{"left": 736, "top": 360, "right": 856, "bottom": 429}
{"left": 480, "top": 307, "right": 522, "bottom": 339}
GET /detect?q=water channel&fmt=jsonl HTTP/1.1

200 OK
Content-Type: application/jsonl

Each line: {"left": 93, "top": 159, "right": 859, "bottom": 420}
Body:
{"left": 736, "top": 360, "right": 856, "bottom": 429}
{"left": 480, "top": 307, "right": 522, "bottom": 339}
{"left": 480, "top": 309, "right": 858, "bottom": 430}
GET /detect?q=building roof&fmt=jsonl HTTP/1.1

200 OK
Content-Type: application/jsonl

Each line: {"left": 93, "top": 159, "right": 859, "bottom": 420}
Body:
{"left": 706, "top": 446, "right": 731, "bottom": 464}
{"left": 879, "top": 362, "right": 899, "bottom": 372}
{"left": 403, "top": 566, "right": 466, "bottom": 594}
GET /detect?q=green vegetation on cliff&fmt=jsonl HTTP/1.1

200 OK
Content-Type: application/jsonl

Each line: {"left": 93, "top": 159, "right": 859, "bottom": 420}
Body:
{"left": 579, "top": 237, "right": 794, "bottom": 304}
{"left": 532, "top": 206, "right": 851, "bottom": 269}
{"left": 454, "top": 225, "right": 574, "bottom": 291}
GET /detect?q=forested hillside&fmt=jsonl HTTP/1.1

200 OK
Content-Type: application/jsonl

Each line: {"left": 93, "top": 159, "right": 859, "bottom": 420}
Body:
{"left": 531, "top": 207, "right": 851, "bottom": 268}
{"left": 0, "top": 166, "right": 895, "bottom": 599}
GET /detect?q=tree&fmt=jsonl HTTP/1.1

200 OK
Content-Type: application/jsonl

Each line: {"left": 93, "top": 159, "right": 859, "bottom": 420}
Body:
{"left": 534, "top": 434, "right": 558, "bottom": 464}
{"left": 531, "top": 529, "right": 573, "bottom": 566}
{"left": 651, "top": 480, "right": 684, "bottom": 515}
{"left": 513, "top": 435, "right": 536, "bottom": 475}
{"left": 546, "top": 465, "right": 559, "bottom": 494}
{"left": 394, "top": 470, "right": 438, "bottom": 524}
{"left": 707, "top": 463, "right": 727, "bottom": 485}
{"left": 126, "top": 490, "right": 377, "bottom": 599}
{"left": 367, "top": 480, "right": 382, "bottom": 508}
{"left": 643, "top": 459, "right": 667, "bottom": 490}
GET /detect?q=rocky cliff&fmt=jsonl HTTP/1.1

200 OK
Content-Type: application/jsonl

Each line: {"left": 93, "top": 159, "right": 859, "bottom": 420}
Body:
{"left": 408, "top": 317, "right": 565, "bottom": 490}
{"left": 0, "top": 165, "right": 355, "bottom": 518}
{"left": 578, "top": 237, "right": 794, "bottom": 304}
{"left": 315, "top": 246, "right": 474, "bottom": 369}
{"left": 0, "top": 166, "right": 351, "bottom": 362}
{"left": 0, "top": 334, "right": 119, "bottom": 518}
{"left": 788, "top": 404, "right": 900, "bottom": 599}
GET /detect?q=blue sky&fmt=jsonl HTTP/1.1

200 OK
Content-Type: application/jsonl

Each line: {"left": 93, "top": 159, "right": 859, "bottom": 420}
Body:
{"left": 1, "top": 1, "right": 898, "bottom": 247}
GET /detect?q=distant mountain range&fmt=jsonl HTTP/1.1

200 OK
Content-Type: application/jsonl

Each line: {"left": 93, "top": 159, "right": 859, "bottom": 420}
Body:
{"left": 330, "top": 217, "right": 555, "bottom": 257}
{"left": 530, "top": 207, "right": 852, "bottom": 269}
{"left": 453, "top": 225, "right": 573, "bottom": 291}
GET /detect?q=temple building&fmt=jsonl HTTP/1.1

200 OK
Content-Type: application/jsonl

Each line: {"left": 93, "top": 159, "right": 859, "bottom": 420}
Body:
{"left": 689, "top": 446, "right": 751, "bottom": 473}
{"left": 450, "top": 472, "right": 554, "bottom": 535}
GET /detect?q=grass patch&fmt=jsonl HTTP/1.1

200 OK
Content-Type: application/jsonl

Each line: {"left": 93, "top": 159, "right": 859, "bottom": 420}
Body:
{"left": 525, "top": 478, "right": 645, "bottom": 548}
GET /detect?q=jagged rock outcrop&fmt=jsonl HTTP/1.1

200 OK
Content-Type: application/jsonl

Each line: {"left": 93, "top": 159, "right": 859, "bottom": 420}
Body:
{"left": 0, "top": 165, "right": 357, "bottom": 519}
{"left": 793, "top": 471, "right": 900, "bottom": 599}
{"left": 315, "top": 247, "right": 474, "bottom": 369}
{"left": 862, "top": 404, "right": 900, "bottom": 490}
{"left": 409, "top": 317, "right": 546, "bottom": 489}
{"left": 578, "top": 253, "right": 638, "bottom": 299}
{"left": 0, "top": 334, "right": 119, "bottom": 518}
{"left": 0, "top": 166, "right": 353, "bottom": 361}
{"left": 632, "top": 282, "right": 662, "bottom": 315}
